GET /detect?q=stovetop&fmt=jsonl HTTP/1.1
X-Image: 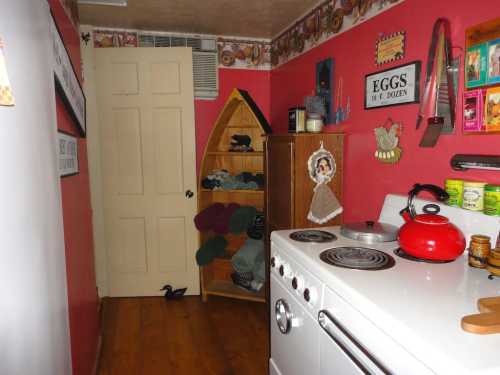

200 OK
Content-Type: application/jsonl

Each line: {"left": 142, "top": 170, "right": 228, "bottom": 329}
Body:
{"left": 271, "top": 221, "right": 500, "bottom": 375}
{"left": 320, "top": 246, "right": 395, "bottom": 270}
{"left": 289, "top": 229, "right": 337, "bottom": 243}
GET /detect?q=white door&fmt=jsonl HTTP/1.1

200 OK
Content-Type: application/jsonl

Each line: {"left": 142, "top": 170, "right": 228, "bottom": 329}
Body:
{"left": 95, "top": 47, "right": 199, "bottom": 296}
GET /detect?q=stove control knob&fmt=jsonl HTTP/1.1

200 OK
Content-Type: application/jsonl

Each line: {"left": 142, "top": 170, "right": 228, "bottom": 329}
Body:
{"left": 303, "top": 288, "right": 310, "bottom": 302}
{"left": 279, "top": 265, "right": 285, "bottom": 277}
{"left": 304, "top": 287, "right": 318, "bottom": 305}
{"left": 270, "top": 257, "right": 276, "bottom": 268}
{"left": 292, "top": 276, "right": 304, "bottom": 291}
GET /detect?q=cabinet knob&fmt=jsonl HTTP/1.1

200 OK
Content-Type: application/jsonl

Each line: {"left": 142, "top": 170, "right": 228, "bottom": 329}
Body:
{"left": 185, "top": 190, "right": 194, "bottom": 199}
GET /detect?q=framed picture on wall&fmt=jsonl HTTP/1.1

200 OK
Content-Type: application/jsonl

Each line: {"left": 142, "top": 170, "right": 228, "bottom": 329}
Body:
{"left": 50, "top": 13, "right": 86, "bottom": 136}
{"left": 58, "top": 131, "right": 79, "bottom": 177}
{"left": 465, "top": 43, "right": 487, "bottom": 88}
{"left": 364, "top": 61, "right": 421, "bottom": 109}
{"left": 487, "top": 38, "right": 500, "bottom": 85}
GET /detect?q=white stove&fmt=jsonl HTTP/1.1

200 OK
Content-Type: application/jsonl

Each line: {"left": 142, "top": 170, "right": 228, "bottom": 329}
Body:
{"left": 270, "top": 194, "right": 500, "bottom": 375}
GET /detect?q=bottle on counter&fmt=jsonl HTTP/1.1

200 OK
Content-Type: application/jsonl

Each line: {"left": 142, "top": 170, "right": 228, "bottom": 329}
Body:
{"left": 468, "top": 234, "right": 491, "bottom": 268}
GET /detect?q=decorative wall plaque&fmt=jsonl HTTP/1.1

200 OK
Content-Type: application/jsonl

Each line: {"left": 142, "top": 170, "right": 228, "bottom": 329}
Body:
{"left": 376, "top": 31, "right": 405, "bottom": 65}
{"left": 365, "top": 61, "right": 421, "bottom": 109}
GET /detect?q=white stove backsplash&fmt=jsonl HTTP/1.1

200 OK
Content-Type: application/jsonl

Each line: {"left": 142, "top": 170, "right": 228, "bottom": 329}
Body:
{"left": 378, "top": 194, "right": 500, "bottom": 248}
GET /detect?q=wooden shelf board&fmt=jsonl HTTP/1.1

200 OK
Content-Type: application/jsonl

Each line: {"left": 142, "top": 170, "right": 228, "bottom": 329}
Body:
{"left": 200, "top": 189, "right": 264, "bottom": 194}
{"left": 207, "top": 151, "right": 264, "bottom": 156}
{"left": 204, "top": 280, "right": 265, "bottom": 303}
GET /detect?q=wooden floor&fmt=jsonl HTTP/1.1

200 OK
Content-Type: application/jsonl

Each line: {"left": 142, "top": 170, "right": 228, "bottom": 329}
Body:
{"left": 98, "top": 296, "right": 269, "bottom": 375}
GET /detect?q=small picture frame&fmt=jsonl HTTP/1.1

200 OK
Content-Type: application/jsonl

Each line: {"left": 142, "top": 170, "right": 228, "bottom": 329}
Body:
{"left": 487, "top": 38, "right": 500, "bottom": 85}
{"left": 463, "top": 90, "right": 482, "bottom": 132}
{"left": 58, "top": 131, "right": 79, "bottom": 177}
{"left": 484, "top": 86, "right": 500, "bottom": 132}
{"left": 465, "top": 43, "right": 488, "bottom": 88}
{"left": 375, "top": 31, "right": 406, "bottom": 66}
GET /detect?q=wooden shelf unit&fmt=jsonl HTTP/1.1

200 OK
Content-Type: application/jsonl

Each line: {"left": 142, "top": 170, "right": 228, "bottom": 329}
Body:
{"left": 198, "top": 88, "right": 271, "bottom": 303}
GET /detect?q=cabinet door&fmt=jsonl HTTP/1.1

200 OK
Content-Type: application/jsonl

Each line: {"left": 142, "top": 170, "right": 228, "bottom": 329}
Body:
{"left": 294, "top": 134, "right": 343, "bottom": 228}
{"left": 265, "top": 137, "right": 295, "bottom": 231}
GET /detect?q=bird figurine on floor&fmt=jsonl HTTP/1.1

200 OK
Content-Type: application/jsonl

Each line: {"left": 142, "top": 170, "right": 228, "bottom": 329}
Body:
{"left": 160, "top": 284, "right": 187, "bottom": 300}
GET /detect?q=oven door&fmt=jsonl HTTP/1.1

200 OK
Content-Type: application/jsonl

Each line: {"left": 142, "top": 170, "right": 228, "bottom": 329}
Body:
{"left": 318, "top": 309, "right": 389, "bottom": 375}
{"left": 270, "top": 273, "right": 319, "bottom": 375}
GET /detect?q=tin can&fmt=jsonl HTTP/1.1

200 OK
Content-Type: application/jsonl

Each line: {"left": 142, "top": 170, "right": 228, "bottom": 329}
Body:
{"left": 462, "top": 181, "right": 487, "bottom": 211}
{"left": 484, "top": 184, "right": 500, "bottom": 216}
{"left": 444, "top": 179, "right": 464, "bottom": 207}
{"left": 468, "top": 234, "right": 491, "bottom": 268}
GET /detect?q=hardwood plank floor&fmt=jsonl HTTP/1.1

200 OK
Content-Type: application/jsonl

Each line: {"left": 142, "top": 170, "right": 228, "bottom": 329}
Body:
{"left": 98, "top": 296, "right": 269, "bottom": 375}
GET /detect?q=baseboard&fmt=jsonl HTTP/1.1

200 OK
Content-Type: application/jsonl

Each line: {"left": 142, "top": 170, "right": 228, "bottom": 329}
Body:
{"left": 92, "top": 297, "right": 106, "bottom": 375}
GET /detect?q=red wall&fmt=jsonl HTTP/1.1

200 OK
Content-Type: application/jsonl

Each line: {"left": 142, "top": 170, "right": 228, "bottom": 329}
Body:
{"left": 271, "top": 0, "right": 500, "bottom": 222}
{"left": 49, "top": 2, "right": 100, "bottom": 375}
{"left": 195, "top": 68, "right": 271, "bottom": 171}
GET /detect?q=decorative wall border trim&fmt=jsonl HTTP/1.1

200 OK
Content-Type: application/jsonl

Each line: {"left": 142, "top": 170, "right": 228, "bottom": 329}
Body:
{"left": 89, "top": 26, "right": 272, "bottom": 70}
{"left": 270, "top": 0, "right": 405, "bottom": 68}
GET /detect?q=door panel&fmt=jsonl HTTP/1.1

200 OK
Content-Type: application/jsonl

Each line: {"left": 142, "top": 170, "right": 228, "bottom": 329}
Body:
{"left": 95, "top": 47, "right": 198, "bottom": 296}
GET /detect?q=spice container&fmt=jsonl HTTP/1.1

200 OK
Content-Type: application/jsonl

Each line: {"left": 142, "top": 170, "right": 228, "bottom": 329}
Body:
{"left": 486, "top": 248, "right": 500, "bottom": 276}
{"left": 484, "top": 184, "right": 500, "bottom": 216}
{"left": 306, "top": 113, "right": 324, "bottom": 133}
{"left": 469, "top": 235, "right": 491, "bottom": 268}
{"left": 462, "top": 181, "right": 487, "bottom": 211}
{"left": 288, "top": 107, "right": 306, "bottom": 133}
{"left": 444, "top": 179, "right": 464, "bottom": 207}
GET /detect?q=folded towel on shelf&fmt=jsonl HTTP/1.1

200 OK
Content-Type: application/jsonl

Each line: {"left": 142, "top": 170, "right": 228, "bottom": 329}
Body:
{"left": 196, "top": 236, "right": 228, "bottom": 266}
{"left": 228, "top": 206, "right": 257, "bottom": 234}
{"left": 231, "top": 238, "right": 264, "bottom": 274}
{"left": 212, "top": 203, "right": 240, "bottom": 235}
{"left": 194, "top": 203, "right": 225, "bottom": 232}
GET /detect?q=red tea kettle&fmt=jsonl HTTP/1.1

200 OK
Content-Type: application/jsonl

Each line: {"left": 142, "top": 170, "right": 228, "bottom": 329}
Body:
{"left": 398, "top": 184, "right": 466, "bottom": 261}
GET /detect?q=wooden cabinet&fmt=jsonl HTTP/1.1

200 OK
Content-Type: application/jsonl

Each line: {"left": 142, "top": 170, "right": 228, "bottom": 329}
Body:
{"left": 265, "top": 133, "right": 344, "bottom": 235}
{"left": 198, "top": 88, "right": 271, "bottom": 303}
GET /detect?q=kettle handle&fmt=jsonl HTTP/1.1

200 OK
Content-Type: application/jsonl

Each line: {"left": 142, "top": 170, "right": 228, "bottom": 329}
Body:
{"left": 402, "top": 184, "right": 449, "bottom": 219}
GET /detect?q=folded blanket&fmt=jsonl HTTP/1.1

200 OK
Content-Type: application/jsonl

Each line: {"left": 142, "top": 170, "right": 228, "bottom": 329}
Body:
{"left": 194, "top": 203, "right": 225, "bottom": 231}
{"left": 231, "top": 238, "right": 264, "bottom": 274}
{"left": 229, "top": 206, "right": 257, "bottom": 234}
{"left": 196, "top": 236, "right": 227, "bottom": 266}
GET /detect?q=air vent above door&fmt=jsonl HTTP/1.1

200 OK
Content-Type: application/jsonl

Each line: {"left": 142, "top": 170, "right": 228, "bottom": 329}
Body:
{"left": 193, "top": 52, "right": 218, "bottom": 99}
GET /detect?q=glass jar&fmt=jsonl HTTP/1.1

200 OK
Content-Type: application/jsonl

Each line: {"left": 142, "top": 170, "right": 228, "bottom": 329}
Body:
{"left": 306, "top": 113, "right": 324, "bottom": 133}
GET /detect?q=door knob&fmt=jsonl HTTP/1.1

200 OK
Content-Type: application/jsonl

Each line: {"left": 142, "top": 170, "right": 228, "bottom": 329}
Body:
{"left": 185, "top": 190, "right": 194, "bottom": 198}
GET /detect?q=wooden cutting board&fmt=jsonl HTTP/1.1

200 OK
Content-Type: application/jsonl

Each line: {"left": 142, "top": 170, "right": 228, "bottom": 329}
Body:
{"left": 478, "top": 297, "right": 500, "bottom": 313}
{"left": 462, "top": 297, "right": 500, "bottom": 334}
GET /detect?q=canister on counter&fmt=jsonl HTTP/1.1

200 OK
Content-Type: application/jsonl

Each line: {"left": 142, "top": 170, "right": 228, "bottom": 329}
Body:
{"left": 462, "top": 181, "right": 487, "bottom": 211}
{"left": 288, "top": 107, "right": 306, "bottom": 133}
{"left": 484, "top": 184, "right": 500, "bottom": 216}
{"left": 468, "top": 234, "right": 491, "bottom": 268}
{"left": 444, "top": 179, "right": 464, "bottom": 207}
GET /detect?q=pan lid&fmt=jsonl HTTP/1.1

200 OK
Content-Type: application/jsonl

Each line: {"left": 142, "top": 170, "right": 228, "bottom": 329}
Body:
{"left": 340, "top": 220, "right": 399, "bottom": 243}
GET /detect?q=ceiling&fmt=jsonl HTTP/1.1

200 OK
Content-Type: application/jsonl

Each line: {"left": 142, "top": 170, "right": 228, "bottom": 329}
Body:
{"left": 78, "top": 0, "right": 321, "bottom": 39}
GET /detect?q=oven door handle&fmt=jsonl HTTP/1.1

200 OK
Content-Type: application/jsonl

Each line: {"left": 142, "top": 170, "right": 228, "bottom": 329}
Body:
{"left": 318, "top": 310, "right": 391, "bottom": 375}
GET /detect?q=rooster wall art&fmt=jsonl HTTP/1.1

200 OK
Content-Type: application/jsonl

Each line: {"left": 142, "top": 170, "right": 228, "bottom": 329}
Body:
{"left": 374, "top": 119, "right": 402, "bottom": 164}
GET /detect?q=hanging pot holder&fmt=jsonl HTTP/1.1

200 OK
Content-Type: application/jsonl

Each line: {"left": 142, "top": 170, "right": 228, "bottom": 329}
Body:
{"left": 307, "top": 142, "right": 343, "bottom": 224}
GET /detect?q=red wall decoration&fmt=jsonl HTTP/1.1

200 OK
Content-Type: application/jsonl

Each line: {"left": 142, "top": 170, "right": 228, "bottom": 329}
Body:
{"left": 271, "top": 0, "right": 500, "bottom": 223}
